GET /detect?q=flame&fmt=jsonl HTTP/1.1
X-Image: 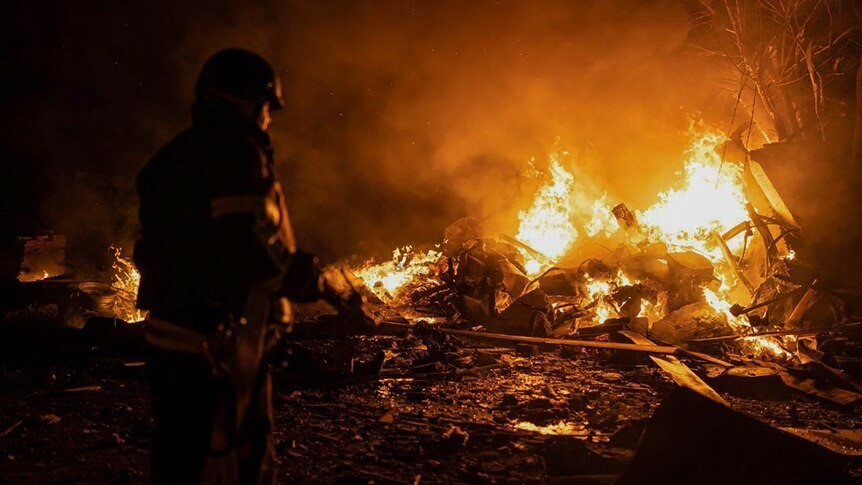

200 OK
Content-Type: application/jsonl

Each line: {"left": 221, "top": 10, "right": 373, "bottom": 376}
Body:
{"left": 110, "top": 246, "right": 146, "bottom": 322}
{"left": 584, "top": 194, "right": 619, "bottom": 238}
{"left": 704, "top": 288, "right": 788, "bottom": 358}
{"left": 18, "top": 269, "right": 55, "bottom": 282}
{"left": 351, "top": 130, "right": 793, "bottom": 360}
{"left": 582, "top": 270, "right": 646, "bottom": 324}
{"left": 514, "top": 420, "right": 583, "bottom": 435}
{"left": 584, "top": 274, "right": 614, "bottom": 323}
{"left": 515, "top": 153, "right": 579, "bottom": 275}
{"left": 633, "top": 132, "right": 786, "bottom": 357}
{"left": 585, "top": 276, "right": 612, "bottom": 300}
{"left": 514, "top": 131, "right": 787, "bottom": 356}
{"left": 352, "top": 245, "right": 442, "bottom": 303}
{"left": 638, "top": 132, "right": 748, "bottom": 260}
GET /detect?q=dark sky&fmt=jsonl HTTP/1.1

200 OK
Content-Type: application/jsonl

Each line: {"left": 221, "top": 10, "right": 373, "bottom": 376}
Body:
{"left": 1, "top": 0, "right": 733, "bottom": 263}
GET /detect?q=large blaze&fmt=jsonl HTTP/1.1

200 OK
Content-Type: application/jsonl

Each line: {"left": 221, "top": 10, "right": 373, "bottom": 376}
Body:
{"left": 351, "top": 129, "right": 791, "bottom": 359}
{"left": 638, "top": 132, "right": 748, "bottom": 260}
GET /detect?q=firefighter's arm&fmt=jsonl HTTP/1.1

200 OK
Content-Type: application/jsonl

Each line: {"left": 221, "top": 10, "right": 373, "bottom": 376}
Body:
{"left": 280, "top": 250, "right": 378, "bottom": 331}
{"left": 206, "top": 138, "right": 292, "bottom": 305}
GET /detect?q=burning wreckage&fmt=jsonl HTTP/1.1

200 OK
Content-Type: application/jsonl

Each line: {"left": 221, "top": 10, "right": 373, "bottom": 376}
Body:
{"left": 352, "top": 131, "right": 841, "bottom": 364}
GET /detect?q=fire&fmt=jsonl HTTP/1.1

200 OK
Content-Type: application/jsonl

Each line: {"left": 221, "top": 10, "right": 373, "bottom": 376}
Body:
{"left": 638, "top": 132, "right": 748, "bottom": 260}
{"left": 514, "top": 420, "right": 582, "bottom": 435}
{"left": 634, "top": 132, "right": 786, "bottom": 358}
{"left": 703, "top": 288, "right": 788, "bottom": 358}
{"left": 584, "top": 194, "right": 619, "bottom": 238}
{"left": 351, "top": 129, "right": 792, "bottom": 359}
{"left": 110, "top": 246, "right": 146, "bottom": 322}
{"left": 18, "top": 270, "right": 52, "bottom": 282}
{"left": 352, "top": 245, "right": 442, "bottom": 303}
{"left": 515, "top": 153, "right": 579, "bottom": 275}
{"left": 583, "top": 274, "right": 616, "bottom": 323}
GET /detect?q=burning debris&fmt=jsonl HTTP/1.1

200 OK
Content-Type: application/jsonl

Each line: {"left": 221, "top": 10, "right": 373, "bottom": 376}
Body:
{"left": 2, "top": 245, "right": 146, "bottom": 330}
{"left": 352, "top": 245, "right": 443, "bottom": 304}
{"left": 16, "top": 235, "right": 67, "bottom": 282}
{"left": 108, "top": 246, "right": 146, "bottom": 323}
{"left": 346, "top": 129, "right": 854, "bottom": 374}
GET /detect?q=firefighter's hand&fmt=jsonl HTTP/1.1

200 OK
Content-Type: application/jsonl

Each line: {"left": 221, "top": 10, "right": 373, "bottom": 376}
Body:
{"left": 336, "top": 292, "right": 379, "bottom": 334}
{"left": 319, "top": 267, "right": 379, "bottom": 333}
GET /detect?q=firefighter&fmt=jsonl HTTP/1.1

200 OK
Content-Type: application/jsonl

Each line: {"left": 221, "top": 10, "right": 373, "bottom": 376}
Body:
{"left": 134, "top": 48, "right": 373, "bottom": 484}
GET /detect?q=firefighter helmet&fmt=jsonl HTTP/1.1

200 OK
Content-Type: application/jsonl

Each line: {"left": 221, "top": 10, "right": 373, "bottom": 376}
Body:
{"left": 195, "top": 48, "right": 284, "bottom": 111}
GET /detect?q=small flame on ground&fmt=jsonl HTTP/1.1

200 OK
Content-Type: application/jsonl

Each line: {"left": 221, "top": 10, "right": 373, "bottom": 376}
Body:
{"left": 18, "top": 269, "right": 54, "bottom": 282}
{"left": 703, "top": 287, "right": 788, "bottom": 358}
{"left": 110, "top": 246, "right": 146, "bottom": 323}
{"left": 514, "top": 420, "right": 585, "bottom": 435}
{"left": 353, "top": 245, "right": 442, "bottom": 303}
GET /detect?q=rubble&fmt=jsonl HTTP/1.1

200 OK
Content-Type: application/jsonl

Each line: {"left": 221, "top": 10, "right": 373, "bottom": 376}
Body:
{"left": 618, "top": 330, "right": 728, "bottom": 405}
{"left": 5, "top": 326, "right": 862, "bottom": 482}
{"left": 650, "top": 301, "right": 731, "bottom": 344}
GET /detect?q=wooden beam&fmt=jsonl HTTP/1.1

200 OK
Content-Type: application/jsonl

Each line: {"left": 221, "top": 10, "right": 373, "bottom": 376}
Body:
{"left": 619, "top": 330, "right": 729, "bottom": 406}
{"left": 439, "top": 328, "right": 677, "bottom": 355}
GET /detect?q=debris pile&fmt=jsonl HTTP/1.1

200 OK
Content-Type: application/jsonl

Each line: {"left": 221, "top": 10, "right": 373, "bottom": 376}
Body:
{"left": 344, "top": 131, "right": 862, "bottom": 409}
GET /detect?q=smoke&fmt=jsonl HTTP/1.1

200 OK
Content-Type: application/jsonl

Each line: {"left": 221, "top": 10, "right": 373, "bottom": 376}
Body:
{"left": 1, "top": 0, "right": 754, "bottom": 264}
{"left": 205, "top": 0, "right": 727, "bottom": 260}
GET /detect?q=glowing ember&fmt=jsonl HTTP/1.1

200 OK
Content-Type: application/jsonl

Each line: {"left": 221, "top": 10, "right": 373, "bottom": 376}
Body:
{"left": 353, "top": 245, "right": 442, "bottom": 303}
{"left": 514, "top": 420, "right": 585, "bottom": 435}
{"left": 110, "top": 246, "right": 146, "bottom": 323}
{"left": 515, "top": 153, "right": 579, "bottom": 275}
{"left": 18, "top": 270, "right": 52, "bottom": 282}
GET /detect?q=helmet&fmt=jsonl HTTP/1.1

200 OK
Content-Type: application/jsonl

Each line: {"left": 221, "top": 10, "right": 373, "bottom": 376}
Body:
{"left": 195, "top": 48, "right": 284, "bottom": 111}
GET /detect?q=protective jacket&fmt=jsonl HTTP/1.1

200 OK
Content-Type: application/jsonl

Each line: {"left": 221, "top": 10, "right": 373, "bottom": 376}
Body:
{"left": 134, "top": 97, "right": 319, "bottom": 332}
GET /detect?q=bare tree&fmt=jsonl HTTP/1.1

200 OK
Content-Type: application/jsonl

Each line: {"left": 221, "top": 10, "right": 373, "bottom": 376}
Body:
{"left": 687, "top": 0, "right": 859, "bottom": 144}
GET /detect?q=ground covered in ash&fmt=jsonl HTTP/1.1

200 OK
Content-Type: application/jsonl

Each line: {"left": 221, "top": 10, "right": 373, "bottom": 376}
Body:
{"left": 2, "top": 322, "right": 862, "bottom": 484}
